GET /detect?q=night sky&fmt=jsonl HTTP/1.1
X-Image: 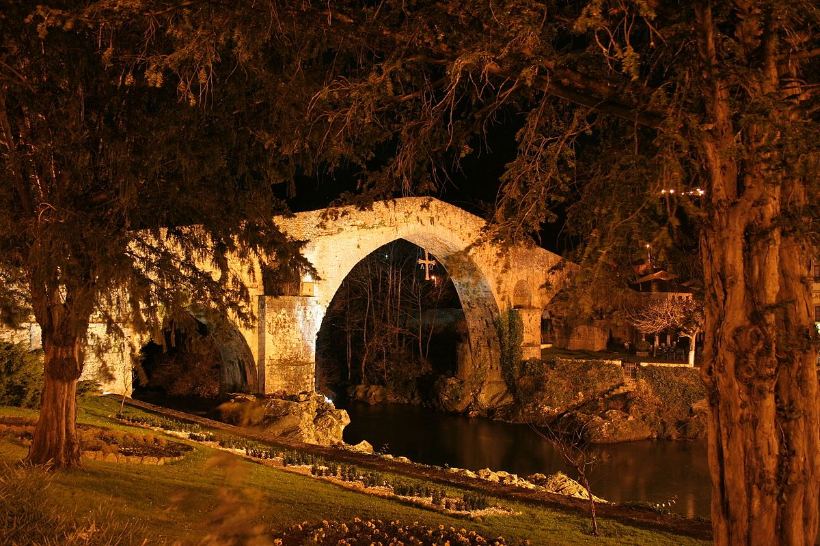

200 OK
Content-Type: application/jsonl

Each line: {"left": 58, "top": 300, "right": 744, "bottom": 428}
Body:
{"left": 280, "top": 112, "right": 571, "bottom": 254}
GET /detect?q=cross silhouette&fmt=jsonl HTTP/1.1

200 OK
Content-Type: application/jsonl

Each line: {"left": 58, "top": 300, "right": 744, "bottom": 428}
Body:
{"left": 417, "top": 250, "right": 436, "bottom": 281}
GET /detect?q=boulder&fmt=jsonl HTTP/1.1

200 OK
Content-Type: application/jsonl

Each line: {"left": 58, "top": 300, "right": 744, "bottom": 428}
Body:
{"left": 351, "top": 384, "right": 387, "bottom": 405}
{"left": 312, "top": 406, "right": 351, "bottom": 445}
{"left": 217, "top": 392, "right": 349, "bottom": 446}
{"left": 448, "top": 467, "right": 478, "bottom": 479}
{"left": 346, "top": 440, "right": 374, "bottom": 454}
{"left": 477, "top": 468, "right": 500, "bottom": 482}
{"left": 529, "top": 471, "right": 607, "bottom": 502}
{"left": 476, "top": 381, "right": 514, "bottom": 412}
{"left": 582, "top": 409, "right": 654, "bottom": 443}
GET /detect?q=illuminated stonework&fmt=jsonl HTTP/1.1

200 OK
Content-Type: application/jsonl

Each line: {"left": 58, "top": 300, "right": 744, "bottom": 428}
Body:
{"left": 264, "top": 197, "right": 570, "bottom": 405}
{"left": 8, "top": 198, "right": 570, "bottom": 405}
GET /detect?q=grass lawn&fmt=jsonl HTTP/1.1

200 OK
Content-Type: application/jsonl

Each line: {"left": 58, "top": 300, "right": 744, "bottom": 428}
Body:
{"left": 0, "top": 397, "right": 708, "bottom": 545}
{"left": 540, "top": 347, "right": 699, "bottom": 366}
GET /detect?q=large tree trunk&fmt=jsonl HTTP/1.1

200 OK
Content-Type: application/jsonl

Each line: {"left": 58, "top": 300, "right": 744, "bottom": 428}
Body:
{"left": 28, "top": 339, "right": 84, "bottom": 467}
{"left": 702, "top": 218, "right": 819, "bottom": 546}
{"left": 695, "top": 3, "right": 819, "bottom": 543}
{"left": 26, "top": 281, "right": 90, "bottom": 469}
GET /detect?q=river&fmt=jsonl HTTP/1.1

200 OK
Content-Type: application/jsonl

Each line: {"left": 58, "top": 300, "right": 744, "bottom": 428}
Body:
{"left": 341, "top": 402, "right": 710, "bottom": 518}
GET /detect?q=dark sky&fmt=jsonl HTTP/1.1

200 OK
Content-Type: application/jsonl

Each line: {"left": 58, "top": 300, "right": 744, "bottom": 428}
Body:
{"left": 280, "top": 114, "right": 570, "bottom": 254}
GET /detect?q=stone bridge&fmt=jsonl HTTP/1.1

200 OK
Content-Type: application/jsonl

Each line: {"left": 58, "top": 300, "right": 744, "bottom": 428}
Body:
{"left": 11, "top": 198, "right": 570, "bottom": 404}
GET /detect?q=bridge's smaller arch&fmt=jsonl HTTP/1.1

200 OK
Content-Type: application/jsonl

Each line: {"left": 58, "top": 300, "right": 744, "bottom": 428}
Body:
{"left": 512, "top": 280, "right": 533, "bottom": 308}
{"left": 136, "top": 308, "right": 257, "bottom": 400}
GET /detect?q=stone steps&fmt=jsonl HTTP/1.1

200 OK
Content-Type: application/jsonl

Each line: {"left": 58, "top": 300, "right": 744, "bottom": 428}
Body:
{"left": 607, "top": 377, "right": 637, "bottom": 398}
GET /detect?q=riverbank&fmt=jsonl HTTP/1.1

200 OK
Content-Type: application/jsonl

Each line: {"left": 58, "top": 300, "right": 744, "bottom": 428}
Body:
{"left": 0, "top": 396, "right": 710, "bottom": 545}
{"left": 351, "top": 356, "right": 708, "bottom": 445}
{"left": 501, "top": 357, "right": 708, "bottom": 443}
{"left": 137, "top": 389, "right": 711, "bottom": 517}
{"left": 342, "top": 401, "right": 711, "bottom": 518}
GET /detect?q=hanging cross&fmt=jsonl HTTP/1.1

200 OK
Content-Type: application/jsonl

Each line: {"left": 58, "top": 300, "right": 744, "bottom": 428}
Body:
{"left": 417, "top": 250, "right": 436, "bottom": 281}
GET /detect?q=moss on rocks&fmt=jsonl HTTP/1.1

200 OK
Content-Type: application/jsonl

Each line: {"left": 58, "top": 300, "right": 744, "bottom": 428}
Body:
{"left": 507, "top": 358, "right": 707, "bottom": 443}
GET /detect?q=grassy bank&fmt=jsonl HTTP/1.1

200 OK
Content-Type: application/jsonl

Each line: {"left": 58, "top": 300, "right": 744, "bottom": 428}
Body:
{"left": 0, "top": 397, "right": 708, "bottom": 545}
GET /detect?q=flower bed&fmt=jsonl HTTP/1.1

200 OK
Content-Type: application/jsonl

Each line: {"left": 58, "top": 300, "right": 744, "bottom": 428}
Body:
{"left": 272, "top": 517, "right": 527, "bottom": 545}
{"left": 0, "top": 416, "right": 192, "bottom": 464}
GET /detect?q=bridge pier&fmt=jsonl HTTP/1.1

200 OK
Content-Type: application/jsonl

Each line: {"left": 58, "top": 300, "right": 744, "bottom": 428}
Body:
{"left": 259, "top": 295, "right": 324, "bottom": 394}
{"left": 513, "top": 307, "right": 542, "bottom": 361}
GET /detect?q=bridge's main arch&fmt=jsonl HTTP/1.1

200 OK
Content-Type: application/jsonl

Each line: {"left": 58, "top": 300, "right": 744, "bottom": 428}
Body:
{"left": 259, "top": 198, "right": 568, "bottom": 407}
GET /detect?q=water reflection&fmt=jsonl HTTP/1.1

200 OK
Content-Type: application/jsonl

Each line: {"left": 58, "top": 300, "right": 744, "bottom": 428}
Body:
{"left": 342, "top": 402, "right": 710, "bottom": 518}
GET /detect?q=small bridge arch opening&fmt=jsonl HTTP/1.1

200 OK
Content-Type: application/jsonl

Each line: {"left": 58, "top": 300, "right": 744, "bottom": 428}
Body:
{"left": 512, "top": 279, "right": 533, "bottom": 309}
{"left": 135, "top": 308, "right": 257, "bottom": 401}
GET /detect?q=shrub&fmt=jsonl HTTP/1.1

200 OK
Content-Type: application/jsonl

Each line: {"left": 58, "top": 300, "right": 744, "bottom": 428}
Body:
{"left": 634, "top": 365, "right": 706, "bottom": 436}
{"left": 77, "top": 379, "right": 102, "bottom": 396}
{"left": 188, "top": 431, "right": 216, "bottom": 442}
{"left": 515, "top": 357, "right": 623, "bottom": 411}
{"left": 462, "top": 492, "right": 489, "bottom": 510}
{"left": 70, "top": 426, "right": 192, "bottom": 458}
{"left": 116, "top": 411, "right": 202, "bottom": 433}
{"left": 0, "top": 342, "right": 43, "bottom": 408}
{"left": 638, "top": 365, "right": 705, "bottom": 410}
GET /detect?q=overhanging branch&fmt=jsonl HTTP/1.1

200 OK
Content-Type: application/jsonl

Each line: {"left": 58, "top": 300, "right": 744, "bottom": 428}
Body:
{"left": 541, "top": 79, "right": 663, "bottom": 128}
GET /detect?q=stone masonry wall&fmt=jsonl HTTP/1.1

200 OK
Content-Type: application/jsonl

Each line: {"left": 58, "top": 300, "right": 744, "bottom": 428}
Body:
{"left": 263, "top": 296, "right": 323, "bottom": 393}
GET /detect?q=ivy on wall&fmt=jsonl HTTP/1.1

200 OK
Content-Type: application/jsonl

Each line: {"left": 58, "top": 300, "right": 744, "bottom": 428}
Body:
{"left": 495, "top": 309, "right": 523, "bottom": 395}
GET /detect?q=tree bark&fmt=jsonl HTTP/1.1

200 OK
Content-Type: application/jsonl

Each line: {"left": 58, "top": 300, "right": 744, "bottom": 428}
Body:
{"left": 695, "top": 3, "right": 819, "bottom": 543}
{"left": 27, "top": 340, "right": 84, "bottom": 468}
{"left": 701, "top": 217, "right": 819, "bottom": 546}
{"left": 26, "top": 277, "right": 91, "bottom": 469}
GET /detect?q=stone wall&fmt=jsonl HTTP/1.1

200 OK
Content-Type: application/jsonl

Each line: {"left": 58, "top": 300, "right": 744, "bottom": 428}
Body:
{"left": 566, "top": 323, "right": 609, "bottom": 351}
{"left": 1, "top": 321, "right": 134, "bottom": 395}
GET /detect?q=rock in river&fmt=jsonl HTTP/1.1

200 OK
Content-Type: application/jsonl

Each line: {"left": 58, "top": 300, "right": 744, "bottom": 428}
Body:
{"left": 217, "top": 392, "right": 350, "bottom": 446}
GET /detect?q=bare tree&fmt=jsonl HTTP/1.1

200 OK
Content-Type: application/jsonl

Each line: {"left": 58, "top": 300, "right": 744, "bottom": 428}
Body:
{"left": 325, "top": 241, "right": 454, "bottom": 392}
{"left": 626, "top": 296, "right": 704, "bottom": 366}
{"left": 531, "top": 422, "right": 600, "bottom": 536}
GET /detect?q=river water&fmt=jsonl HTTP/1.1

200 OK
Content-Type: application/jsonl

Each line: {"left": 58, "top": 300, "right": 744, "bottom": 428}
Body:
{"left": 341, "top": 402, "right": 710, "bottom": 518}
